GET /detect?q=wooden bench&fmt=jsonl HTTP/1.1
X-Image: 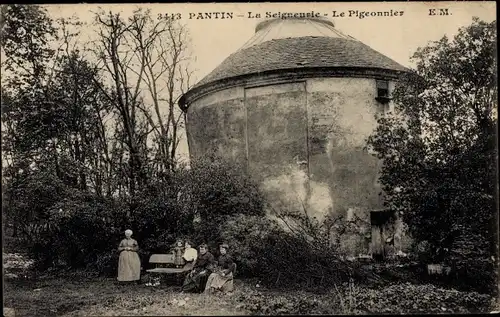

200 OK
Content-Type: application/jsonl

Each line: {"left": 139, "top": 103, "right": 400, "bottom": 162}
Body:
{"left": 146, "top": 254, "right": 194, "bottom": 284}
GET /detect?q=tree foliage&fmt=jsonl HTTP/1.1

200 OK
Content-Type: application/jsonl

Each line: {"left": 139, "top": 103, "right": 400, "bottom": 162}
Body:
{"left": 367, "top": 17, "right": 497, "bottom": 262}
{"left": 0, "top": 5, "right": 200, "bottom": 268}
{"left": 2, "top": 5, "right": 195, "bottom": 226}
{"left": 1, "top": 4, "right": 57, "bottom": 81}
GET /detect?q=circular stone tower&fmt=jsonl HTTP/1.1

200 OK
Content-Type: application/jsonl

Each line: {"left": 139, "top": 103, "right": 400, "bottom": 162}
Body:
{"left": 179, "top": 18, "right": 408, "bottom": 249}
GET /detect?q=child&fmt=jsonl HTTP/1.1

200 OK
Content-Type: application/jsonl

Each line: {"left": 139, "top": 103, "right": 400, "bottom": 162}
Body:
{"left": 173, "top": 239, "right": 185, "bottom": 268}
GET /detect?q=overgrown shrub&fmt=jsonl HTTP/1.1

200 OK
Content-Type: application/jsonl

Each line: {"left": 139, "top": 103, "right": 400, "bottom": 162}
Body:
{"left": 185, "top": 157, "right": 266, "bottom": 247}
{"left": 444, "top": 230, "right": 497, "bottom": 294}
{"left": 128, "top": 173, "right": 193, "bottom": 254}
{"left": 28, "top": 191, "right": 128, "bottom": 271}
{"left": 352, "top": 283, "right": 493, "bottom": 314}
{"left": 220, "top": 214, "right": 280, "bottom": 276}
{"left": 410, "top": 229, "right": 497, "bottom": 295}
{"left": 220, "top": 210, "right": 376, "bottom": 288}
{"left": 11, "top": 158, "right": 267, "bottom": 273}
{"left": 4, "top": 170, "right": 70, "bottom": 246}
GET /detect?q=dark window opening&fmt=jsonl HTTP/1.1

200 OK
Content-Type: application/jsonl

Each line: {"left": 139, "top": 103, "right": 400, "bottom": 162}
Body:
{"left": 377, "top": 88, "right": 389, "bottom": 98}
{"left": 370, "top": 209, "right": 395, "bottom": 226}
{"left": 375, "top": 80, "right": 391, "bottom": 104}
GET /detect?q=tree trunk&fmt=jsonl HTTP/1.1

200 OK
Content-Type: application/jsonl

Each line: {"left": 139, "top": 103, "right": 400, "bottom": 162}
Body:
{"left": 52, "top": 140, "right": 61, "bottom": 179}
{"left": 12, "top": 223, "right": 18, "bottom": 237}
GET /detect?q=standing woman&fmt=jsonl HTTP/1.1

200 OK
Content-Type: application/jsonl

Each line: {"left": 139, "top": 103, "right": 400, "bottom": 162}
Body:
{"left": 117, "top": 229, "right": 141, "bottom": 283}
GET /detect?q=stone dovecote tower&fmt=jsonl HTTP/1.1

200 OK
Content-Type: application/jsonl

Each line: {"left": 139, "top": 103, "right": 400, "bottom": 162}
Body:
{"left": 179, "top": 18, "right": 409, "bottom": 255}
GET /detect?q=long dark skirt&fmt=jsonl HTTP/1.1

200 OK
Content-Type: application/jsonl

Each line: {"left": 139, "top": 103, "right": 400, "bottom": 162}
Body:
{"left": 181, "top": 270, "right": 211, "bottom": 293}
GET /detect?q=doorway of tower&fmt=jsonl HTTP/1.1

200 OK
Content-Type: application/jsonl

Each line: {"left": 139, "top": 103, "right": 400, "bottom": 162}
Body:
{"left": 370, "top": 209, "right": 396, "bottom": 261}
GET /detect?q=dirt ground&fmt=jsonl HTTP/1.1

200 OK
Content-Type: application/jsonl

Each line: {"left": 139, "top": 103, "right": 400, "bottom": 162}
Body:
{"left": 5, "top": 273, "right": 498, "bottom": 316}
{"left": 4, "top": 275, "right": 254, "bottom": 316}
{"left": 3, "top": 252, "right": 499, "bottom": 316}
{"left": 2, "top": 252, "right": 254, "bottom": 316}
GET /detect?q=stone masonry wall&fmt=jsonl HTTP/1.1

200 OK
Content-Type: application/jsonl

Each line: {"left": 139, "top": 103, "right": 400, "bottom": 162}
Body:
{"left": 186, "top": 76, "right": 404, "bottom": 255}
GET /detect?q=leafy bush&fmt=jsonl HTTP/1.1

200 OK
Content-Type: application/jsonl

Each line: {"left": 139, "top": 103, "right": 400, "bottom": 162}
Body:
{"left": 220, "top": 214, "right": 280, "bottom": 276}
{"left": 237, "top": 282, "right": 494, "bottom": 315}
{"left": 220, "top": 211, "right": 376, "bottom": 288}
{"left": 409, "top": 230, "right": 497, "bottom": 295}
{"left": 444, "top": 230, "right": 497, "bottom": 294}
{"left": 128, "top": 173, "right": 193, "bottom": 254}
{"left": 4, "top": 171, "right": 69, "bottom": 242}
{"left": 352, "top": 283, "right": 493, "bottom": 314}
{"left": 12, "top": 158, "right": 266, "bottom": 273}
{"left": 450, "top": 258, "right": 497, "bottom": 294}
{"left": 184, "top": 157, "right": 266, "bottom": 247}
{"left": 28, "top": 191, "right": 127, "bottom": 271}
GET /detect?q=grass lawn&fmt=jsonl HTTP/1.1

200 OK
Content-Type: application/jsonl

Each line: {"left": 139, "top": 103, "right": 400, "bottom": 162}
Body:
{"left": 3, "top": 252, "right": 498, "bottom": 316}
{"left": 4, "top": 274, "right": 254, "bottom": 316}
{"left": 4, "top": 273, "right": 498, "bottom": 316}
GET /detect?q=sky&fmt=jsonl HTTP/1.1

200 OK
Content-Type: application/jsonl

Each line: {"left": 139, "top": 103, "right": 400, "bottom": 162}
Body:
{"left": 39, "top": 2, "right": 497, "bottom": 160}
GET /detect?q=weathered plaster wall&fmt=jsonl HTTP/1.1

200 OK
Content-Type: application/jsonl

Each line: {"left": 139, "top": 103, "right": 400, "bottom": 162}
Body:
{"left": 186, "top": 76, "right": 404, "bottom": 255}
{"left": 245, "top": 82, "right": 308, "bottom": 180}
{"left": 246, "top": 78, "right": 387, "bottom": 223}
{"left": 245, "top": 82, "right": 310, "bottom": 217}
{"left": 186, "top": 87, "right": 247, "bottom": 165}
{"left": 306, "top": 77, "right": 385, "bottom": 219}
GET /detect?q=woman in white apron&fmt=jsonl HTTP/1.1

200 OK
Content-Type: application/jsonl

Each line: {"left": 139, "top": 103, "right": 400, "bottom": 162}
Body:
{"left": 117, "top": 229, "right": 141, "bottom": 283}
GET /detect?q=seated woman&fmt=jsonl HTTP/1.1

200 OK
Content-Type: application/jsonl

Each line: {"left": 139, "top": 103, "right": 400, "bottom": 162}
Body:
{"left": 182, "top": 240, "right": 198, "bottom": 269}
{"left": 204, "top": 243, "right": 235, "bottom": 294}
{"left": 181, "top": 243, "right": 215, "bottom": 293}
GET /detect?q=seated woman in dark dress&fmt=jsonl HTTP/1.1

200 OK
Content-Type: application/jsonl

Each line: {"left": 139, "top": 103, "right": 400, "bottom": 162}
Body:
{"left": 204, "top": 243, "right": 235, "bottom": 294}
{"left": 181, "top": 243, "right": 215, "bottom": 293}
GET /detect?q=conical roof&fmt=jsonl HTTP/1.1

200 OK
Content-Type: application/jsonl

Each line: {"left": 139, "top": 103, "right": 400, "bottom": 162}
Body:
{"left": 238, "top": 17, "right": 355, "bottom": 51}
{"left": 180, "top": 18, "right": 408, "bottom": 109}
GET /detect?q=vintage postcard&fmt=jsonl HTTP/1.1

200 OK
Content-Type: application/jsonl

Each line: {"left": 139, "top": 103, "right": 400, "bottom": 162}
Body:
{"left": 2, "top": 1, "right": 498, "bottom": 316}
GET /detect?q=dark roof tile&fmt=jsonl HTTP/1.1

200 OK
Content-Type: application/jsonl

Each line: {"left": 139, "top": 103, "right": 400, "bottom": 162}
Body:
{"left": 193, "top": 36, "right": 408, "bottom": 89}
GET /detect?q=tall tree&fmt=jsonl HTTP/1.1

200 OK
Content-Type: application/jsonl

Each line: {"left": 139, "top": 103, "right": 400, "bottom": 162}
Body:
{"left": 1, "top": 4, "right": 57, "bottom": 173}
{"left": 91, "top": 8, "right": 194, "bottom": 210}
{"left": 1, "top": 4, "right": 59, "bottom": 235}
{"left": 1, "top": 5, "right": 118, "bottom": 235}
{"left": 1, "top": 4, "right": 57, "bottom": 84}
{"left": 367, "top": 17, "right": 497, "bottom": 261}
{"left": 141, "top": 16, "right": 193, "bottom": 174}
